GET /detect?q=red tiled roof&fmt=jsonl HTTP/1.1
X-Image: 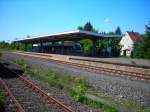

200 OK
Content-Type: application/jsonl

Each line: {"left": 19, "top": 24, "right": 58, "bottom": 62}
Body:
{"left": 127, "top": 32, "right": 143, "bottom": 42}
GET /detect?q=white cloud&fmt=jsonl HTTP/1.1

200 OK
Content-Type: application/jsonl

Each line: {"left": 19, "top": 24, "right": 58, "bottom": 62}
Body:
{"left": 104, "top": 18, "right": 111, "bottom": 23}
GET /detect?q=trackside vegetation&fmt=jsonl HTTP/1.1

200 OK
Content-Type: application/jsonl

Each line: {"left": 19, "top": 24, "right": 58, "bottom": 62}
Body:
{"left": 16, "top": 58, "right": 150, "bottom": 112}
{"left": 0, "top": 90, "right": 6, "bottom": 112}
{"left": 15, "top": 58, "right": 118, "bottom": 112}
{"left": 0, "top": 51, "right": 148, "bottom": 111}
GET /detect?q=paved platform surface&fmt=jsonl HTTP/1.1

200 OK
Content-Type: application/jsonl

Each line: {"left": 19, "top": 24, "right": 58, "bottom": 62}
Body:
{"left": 2, "top": 50, "right": 150, "bottom": 67}
{"left": 67, "top": 55, "right": 150, "bottom": 67}
{"left": 37, "top": 52, "right": 150, "bottom": 67}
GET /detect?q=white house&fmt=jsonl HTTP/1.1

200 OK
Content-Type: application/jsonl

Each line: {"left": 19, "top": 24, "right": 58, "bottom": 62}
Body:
{"left": 120, "top": 31, "right": 143, "bottom": 57}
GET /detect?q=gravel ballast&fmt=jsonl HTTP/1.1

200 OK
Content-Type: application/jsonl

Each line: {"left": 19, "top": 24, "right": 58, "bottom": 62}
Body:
{"left": 1, "top": 53, "right": 100, "bottom": 112}
{"left": 2, "top": 52, "right": 150, "bottom": 108}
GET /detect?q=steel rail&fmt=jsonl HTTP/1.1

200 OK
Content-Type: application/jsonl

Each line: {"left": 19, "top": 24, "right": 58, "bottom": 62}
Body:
{"left": 19, "top": 76, "right": 73, "bottom": 112}
{"left": 0, "top": 78, "right": 25, "bottom": 112}
{"left": 10, "top": 71, "right": 73, "bottom": 112}
{"left": 14, "top": 51, "right": 150, "bottom": 81}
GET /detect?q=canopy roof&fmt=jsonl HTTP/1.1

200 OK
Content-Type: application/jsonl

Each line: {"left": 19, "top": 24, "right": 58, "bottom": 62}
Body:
{"left": 15, "top": 30, "right": 121, "bottom": 44}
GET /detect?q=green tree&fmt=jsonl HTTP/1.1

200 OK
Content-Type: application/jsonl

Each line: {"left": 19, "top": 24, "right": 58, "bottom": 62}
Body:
{"left": 77, "top": 26, "right": 83, "bottom": 30}
{"left": 9, "top": 42, "right": 20, "bottom": 50}
{"left": 0, "top": 41, "right": 32, "bottom": 51}
{"left": 80, "top": 39, "right": 93, "bottom": 55}
{"left": 110, "top": 38, "right": 121, "bottom": 56}
{"left": 143, "top": 22, "right": 150, "bottom": 58}
{"left": 83, "top": 22, "right": 93, "bottom": 31}
{"left": 96, "top": 38, "right": 120, "bottom": 56}
{"left": 77, "top": 22, "right": 98, "bottom": 33}
{"left": 115, "top": 26, "right": 122, "bottom": 35}
{"left": 134, "top": 44, "right": 145, "bottom": 58}
{"left": 108, "top": 32, "right": 115, "bottom": 35}
{"left": 77, "top": 22, "right": 98, "bottom": 55}
{"left": 77, "top": 22, "right": 121, "bottom": 56}
{"left": 0, "top": 41, "right": 9, "bottom": 49}
{"left": 134, "top": 21, "right": 150, "bottom": 58}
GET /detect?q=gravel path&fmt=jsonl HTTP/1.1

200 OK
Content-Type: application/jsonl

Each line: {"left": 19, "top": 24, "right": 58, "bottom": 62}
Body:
{"left": 2, "top": 52, "right": 150, "bottom": 107}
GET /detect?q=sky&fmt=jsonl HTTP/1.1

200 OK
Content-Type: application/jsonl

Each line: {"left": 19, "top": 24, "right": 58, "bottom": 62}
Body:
{"left": 0, "top": 0, "right": 150, "bottom": 42}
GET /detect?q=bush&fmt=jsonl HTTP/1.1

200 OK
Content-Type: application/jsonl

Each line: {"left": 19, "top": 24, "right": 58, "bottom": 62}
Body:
{"left": 134, "top": 44, "right": 150, "bottom": 59}
{"left": 80, "top": 39, "right": 93, "bottom": 55}
{"left": 134, "top": 44, "right": 145, "bottom": 58}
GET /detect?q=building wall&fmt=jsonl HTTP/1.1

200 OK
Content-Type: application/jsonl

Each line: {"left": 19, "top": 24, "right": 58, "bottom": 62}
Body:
{"left": 120, "top": 32, "right": 134, "bottom": 56}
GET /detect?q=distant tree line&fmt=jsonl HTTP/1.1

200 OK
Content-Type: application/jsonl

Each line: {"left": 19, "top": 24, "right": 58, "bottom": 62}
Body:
{"left": 0, "top": 41, "right": 32, "bottom": 51}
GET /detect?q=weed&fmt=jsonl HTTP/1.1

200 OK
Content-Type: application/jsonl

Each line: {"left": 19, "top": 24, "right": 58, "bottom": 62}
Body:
{"left": 131, "top": 60, "right": 136, "bottom": 64}
{"left": 32, "top": 66, "right": 41, "bottom": 76}
{"left": 79, "top": 96, "right": 118, "bottom": 112}
{"left": 73, "top": 77, "right": 87, "bottom": 101}
{"left": 16, "top": 58, "right": 30, "bottom": 72}
{"left": 16, "top": 58, "right": 25, "bottom": 66}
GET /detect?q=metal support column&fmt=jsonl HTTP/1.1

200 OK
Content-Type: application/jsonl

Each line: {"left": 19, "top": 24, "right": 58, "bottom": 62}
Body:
{"left": 24, "top": 43, "right": 27, "bottom": 51}
{"left": 40, "top": 43, "right": 43, "bottom": 53}
{"left": 61, "top": 41, "right": 64, "bottom": 54}
{"left": 51, "top": 41, "right": 55, "bottom": 53}
{"left": 31, "top": 43, "right": 34, "bottom": 52}
{"left": 92, "top": 39, "right": 97, "bottom": 56}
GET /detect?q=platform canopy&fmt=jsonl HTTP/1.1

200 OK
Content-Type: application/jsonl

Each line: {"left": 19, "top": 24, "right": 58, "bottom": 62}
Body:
{"left": 15, "top": 30, "right": 121, "bottom": 44}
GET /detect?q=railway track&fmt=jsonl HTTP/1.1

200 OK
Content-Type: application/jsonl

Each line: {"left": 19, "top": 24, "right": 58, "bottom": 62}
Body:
{"left": 0, "top": 66, "right": 73, "bottom": 112}
{"left": 0, "top": 78, "right": 25, "bottom": 112}
{"left": 14, "top": 51, "right": 150, "bottom": 82}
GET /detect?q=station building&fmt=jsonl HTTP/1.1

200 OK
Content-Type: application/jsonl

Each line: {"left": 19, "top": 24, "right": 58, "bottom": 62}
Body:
{"left": 16, "top": 30, "right": 121, "bottom": 56}
{"left": 120, "top": 31, "right": 143, "bottom": 57}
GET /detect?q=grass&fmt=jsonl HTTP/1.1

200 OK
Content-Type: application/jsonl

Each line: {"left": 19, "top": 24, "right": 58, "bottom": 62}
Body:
{"left": 15, "top": 57, "right": 150, "bottom": 112}
{"left": 79, "top": 96, "right": 117, "bottom": 112}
